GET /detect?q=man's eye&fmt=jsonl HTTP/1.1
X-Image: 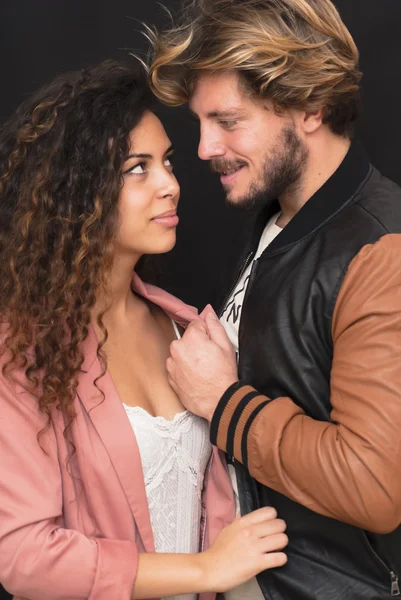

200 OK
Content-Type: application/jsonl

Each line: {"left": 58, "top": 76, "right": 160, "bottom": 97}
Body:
{"left": 127, "top": 163, "right": 146, "bottom": 175}
{"left": 219, "top": 120, "right": 237, "bottom": 129}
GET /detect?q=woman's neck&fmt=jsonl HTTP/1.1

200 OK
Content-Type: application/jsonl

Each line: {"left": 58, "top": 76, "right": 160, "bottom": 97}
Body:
{"left": 93, "top": 252, "right": 143, "bottom": 324}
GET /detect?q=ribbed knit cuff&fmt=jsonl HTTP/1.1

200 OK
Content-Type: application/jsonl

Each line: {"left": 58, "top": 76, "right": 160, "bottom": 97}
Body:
{"left": 210, "top": 381, "right": 270, "bottom": 468}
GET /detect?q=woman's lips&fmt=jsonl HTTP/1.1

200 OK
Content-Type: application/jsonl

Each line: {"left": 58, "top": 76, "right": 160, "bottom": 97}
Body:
{"left": 151, "top": 210, "right": 179, "bottom": 227}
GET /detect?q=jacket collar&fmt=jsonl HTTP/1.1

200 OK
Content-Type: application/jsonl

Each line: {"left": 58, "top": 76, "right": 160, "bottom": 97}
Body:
{"left": 254, "top": 139, "right": 372, "bottom": 254}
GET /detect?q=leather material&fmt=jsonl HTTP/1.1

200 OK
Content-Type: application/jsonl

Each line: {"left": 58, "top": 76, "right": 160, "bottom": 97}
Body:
{"left": 221, "top": 142, "right": 401, "bottom": 599}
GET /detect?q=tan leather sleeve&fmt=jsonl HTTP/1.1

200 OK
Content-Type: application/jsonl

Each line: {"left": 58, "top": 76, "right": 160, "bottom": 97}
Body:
{"left": 210, "top": 234, "right": 401, "bottom": 533}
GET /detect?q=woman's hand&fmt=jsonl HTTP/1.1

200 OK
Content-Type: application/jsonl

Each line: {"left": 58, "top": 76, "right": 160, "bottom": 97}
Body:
{"left": 132, "top": 507, "right": 287, "bottom": 598}
{"left": 200, "top": 506, "right": 288, "bottom": 592}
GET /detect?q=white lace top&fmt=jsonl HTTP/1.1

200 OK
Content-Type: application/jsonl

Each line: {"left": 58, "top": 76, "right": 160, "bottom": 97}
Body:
{"left": 124, "top": 324, "right": 212, "bottom": 600}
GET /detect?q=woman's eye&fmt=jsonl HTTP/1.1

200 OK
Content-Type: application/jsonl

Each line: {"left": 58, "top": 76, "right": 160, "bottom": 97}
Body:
{"left": 128, "top": 163, "right": 146, "bottom": 175}
{"left": 164, "top": 156, "right": 174, "bottom": 168}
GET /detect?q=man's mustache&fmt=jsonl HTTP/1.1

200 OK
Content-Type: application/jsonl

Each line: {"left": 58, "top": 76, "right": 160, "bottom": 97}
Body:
{"left": 210, "top": 159, "right": 247, "bottom": 174}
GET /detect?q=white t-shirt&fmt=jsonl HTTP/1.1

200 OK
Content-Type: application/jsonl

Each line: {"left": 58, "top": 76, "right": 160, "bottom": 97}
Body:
{"left": 220, "top": 213, "right": 282, "bottom": 352}
{"left": 220, "top": 213, "right": 282, "bottom": 600}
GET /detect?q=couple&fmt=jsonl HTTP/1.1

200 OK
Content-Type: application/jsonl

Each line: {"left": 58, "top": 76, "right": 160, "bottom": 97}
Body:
{"left": 0, "top": 1, "right": 401, "bottom": 599}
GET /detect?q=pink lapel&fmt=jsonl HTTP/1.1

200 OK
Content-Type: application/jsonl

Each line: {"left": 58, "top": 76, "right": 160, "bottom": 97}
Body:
{"left": 76, "top": 274, "right": 213, "bottom": 555}
{"left": 77, "top": 325, "right": 155, "bottom": 552}
{"left": 131, "top": 271, "right": 215, "bottom": 325}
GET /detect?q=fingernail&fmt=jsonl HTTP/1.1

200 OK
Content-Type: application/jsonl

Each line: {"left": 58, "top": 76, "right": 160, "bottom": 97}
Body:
{"left": 206, "top": 310, "right": 218, "bottom": 320}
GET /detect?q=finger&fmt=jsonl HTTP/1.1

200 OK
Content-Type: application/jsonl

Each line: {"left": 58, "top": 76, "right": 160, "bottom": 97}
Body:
{"left": 204, "top": 311, "right": 233, "bottom": 349}
{"left": 199, "top": 304, "right": 214, "bottom": 319}
{"left": 255, "top": 518, "right": 287, "bottom": 539}
{"left": 240, "top": 506, "right": 278, "bottom": 524}
{"left": 259, "top": 533, "right": 289, "bottom": 554}
{"left": 261, "top": 551, "right": 288, "bottom": 570}
{"left": 167, "top": 372, "right": 178, "bottom": 394}
{"left": 182, "top": 320, "right": 210, "bottom": 344}
{"left": 186, "top": 319, "right": 208, "bottom": 334}
{"left": 166, "top": 356, "right": 174, "bottom": 374}
{"left": 169, "top": 339, "right": 181, "bottom": 357}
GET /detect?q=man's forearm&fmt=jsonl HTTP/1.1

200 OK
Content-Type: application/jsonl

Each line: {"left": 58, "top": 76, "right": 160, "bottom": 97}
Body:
{"left": 210, "top": 380, "right": 401, "bottom": 534}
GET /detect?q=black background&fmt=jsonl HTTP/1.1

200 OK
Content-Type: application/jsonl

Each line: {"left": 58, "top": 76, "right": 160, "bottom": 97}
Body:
{"left": 0, "top": 2, "right": 401, "bottom": 598}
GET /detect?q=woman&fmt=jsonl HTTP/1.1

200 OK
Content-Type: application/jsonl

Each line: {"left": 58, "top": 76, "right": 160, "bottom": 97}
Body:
{"left": 0, "top": 61, "right": 287, "bottom": 600}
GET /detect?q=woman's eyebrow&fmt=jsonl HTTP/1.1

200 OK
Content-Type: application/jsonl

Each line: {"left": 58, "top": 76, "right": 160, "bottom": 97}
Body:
{"left": 125, "top": 145, "right": 174, "bottom": 160}
{"left": 125, "top": 152, "right": 152, "bottom": 160}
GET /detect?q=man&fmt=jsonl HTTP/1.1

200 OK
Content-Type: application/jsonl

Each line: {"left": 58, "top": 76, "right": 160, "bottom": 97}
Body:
{"left": 148, "top": 0, "right": 401, "bottom": 598}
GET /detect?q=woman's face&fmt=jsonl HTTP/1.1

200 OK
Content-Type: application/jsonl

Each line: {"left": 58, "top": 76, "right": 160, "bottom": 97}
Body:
{"left": 115, "top": 111, "right": 180, "bottom": 258}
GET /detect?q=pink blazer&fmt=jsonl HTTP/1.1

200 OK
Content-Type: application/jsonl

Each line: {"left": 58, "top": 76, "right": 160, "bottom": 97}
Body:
{"left": 0, "top": 274, "right": 235, "bottom": 600}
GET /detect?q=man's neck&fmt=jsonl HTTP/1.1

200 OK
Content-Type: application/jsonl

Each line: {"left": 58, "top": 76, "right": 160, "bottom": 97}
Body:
{"left": 277, "top": 133, "right": 351, "bottom": 228}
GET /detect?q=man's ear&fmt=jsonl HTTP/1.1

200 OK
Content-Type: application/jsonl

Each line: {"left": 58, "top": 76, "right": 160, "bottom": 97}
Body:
{"left": 299, "top": 107, "right": 325, "bottom": 134}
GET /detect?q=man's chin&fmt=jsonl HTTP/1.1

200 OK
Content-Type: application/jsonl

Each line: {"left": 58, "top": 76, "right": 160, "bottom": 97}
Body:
{"left": 225, "top": 184, "right": 278, "bottom": 212}
{"left": 224, "top": 189, "right": 260, "bottom": 211}
{"left": 223, "top": 184, "right": 246, "bottom": 205}
{"left": 224, "top": 189, "right": 242, "bottom": 207}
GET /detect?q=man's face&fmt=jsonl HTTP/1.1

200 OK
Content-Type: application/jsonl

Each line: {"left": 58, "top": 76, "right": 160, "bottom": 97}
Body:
{"left": 189, "top": 72, "right": 308, "bottom": 209}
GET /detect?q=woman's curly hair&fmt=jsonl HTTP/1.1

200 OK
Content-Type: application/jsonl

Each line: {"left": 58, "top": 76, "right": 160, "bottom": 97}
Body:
{"left": 0, "top": 60, "right": 154, "bottom": 424}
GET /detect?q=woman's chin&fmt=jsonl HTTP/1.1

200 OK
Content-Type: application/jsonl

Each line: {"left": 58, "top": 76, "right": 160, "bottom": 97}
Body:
{"left": 143, "top": 233, "right": 177, "bottom": 256}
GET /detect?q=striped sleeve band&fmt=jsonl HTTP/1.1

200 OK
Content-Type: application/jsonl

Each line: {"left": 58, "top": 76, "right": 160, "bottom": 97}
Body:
{"left": 210, "top": 381, "right": 271, "bottom": 469}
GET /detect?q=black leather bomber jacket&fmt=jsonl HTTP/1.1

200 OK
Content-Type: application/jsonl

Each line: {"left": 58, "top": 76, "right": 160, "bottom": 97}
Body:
{"left": 212, "top": 141, "right": 401, "bottom": 599}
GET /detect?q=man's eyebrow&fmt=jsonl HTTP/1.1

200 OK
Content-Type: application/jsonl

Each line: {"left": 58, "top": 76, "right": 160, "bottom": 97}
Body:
{"left": 189, "top": 107, "right": 246, "bottom": 120}
{"left": 125, "top": 145, "right": 174, "bottom": 160}
{"left": 207, "top": 109, "right": 246, "bottom": 119}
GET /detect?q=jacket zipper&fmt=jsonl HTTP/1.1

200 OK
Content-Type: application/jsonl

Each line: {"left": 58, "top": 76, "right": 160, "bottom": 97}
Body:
{"left": 221, "top": 250, "right": 259, "bottom": 467}
{"left": 218, "top": 250, "right": 255, "bottom": 319}
{"left": 391, "top": 572, "right": 400, "bottom": 596}
{"left": 243, "top": 258, "right": 259, "bottom": 307}
{"left": 364, "top": 533, "right": 400, "bottom": 596}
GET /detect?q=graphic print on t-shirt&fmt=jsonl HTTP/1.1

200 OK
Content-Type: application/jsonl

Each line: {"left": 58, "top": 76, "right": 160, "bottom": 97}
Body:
{"left": 220, "top": 213, "right": 282, "bottom": 353}
{"left": 221, "top": 274, "right": 251, "bottom": 325}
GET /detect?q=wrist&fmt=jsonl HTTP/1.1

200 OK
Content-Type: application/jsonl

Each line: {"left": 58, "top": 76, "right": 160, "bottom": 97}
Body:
{"left": 210, "top": 379, "right": 241, "bottom": 422}
{"left": 206, "top": 379, "right": 239, "bottom": 422}
{"left": 195, "top": 550, "right": 216, "bottom": 593}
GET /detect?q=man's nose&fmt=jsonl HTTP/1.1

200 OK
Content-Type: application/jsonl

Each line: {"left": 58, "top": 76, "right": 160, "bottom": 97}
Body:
{"left": 198, "top": 129, "right": 225, "bottom": 161}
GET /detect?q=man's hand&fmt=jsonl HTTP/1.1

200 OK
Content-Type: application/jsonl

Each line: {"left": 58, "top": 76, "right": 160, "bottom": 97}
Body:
{"left": 167, "top": 311, "right": 238, "bottom": 421}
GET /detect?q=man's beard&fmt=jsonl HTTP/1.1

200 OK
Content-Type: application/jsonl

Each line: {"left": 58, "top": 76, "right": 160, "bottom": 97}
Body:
{"left": 211, "top": 125, "right": 309, "bottom": 211}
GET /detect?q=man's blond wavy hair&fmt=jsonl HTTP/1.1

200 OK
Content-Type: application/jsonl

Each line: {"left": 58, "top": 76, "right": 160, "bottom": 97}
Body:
{"left": 147, "top": 0, "right": 362, "bottom": 137}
